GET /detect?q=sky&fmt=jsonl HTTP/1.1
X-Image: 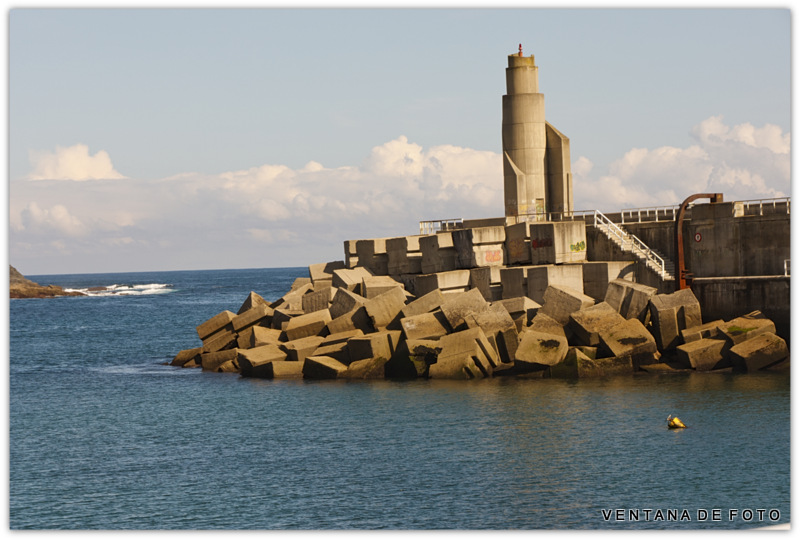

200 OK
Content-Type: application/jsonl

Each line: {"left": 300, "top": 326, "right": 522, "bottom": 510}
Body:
{"left": 6, "top": 6, "right": 792, "bottom": 276}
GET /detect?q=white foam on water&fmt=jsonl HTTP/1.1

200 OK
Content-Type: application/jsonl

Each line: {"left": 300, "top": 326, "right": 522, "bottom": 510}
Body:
{"left": 64, "top": 283, "right": 175, "bottom": 296}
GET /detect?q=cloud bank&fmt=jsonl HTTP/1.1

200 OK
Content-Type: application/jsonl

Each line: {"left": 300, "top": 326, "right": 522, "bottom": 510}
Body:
{"left": 9, "top": 117, "right": 790, "bottom": 273}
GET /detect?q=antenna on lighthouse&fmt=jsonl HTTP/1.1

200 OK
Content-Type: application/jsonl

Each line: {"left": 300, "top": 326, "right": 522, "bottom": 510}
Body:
{"left": 518, "top": 43, "right": 523, "bottom": 56}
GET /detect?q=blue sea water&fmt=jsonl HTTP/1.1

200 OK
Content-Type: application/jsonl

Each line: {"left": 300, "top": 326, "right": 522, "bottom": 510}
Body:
{"left": 8, "top": 268, "right": 791, "bottom": 530}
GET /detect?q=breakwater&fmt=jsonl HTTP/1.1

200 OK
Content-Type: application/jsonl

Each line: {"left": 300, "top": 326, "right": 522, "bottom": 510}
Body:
{"left": 171, "top": 262, "right": 789, "bottom": 380}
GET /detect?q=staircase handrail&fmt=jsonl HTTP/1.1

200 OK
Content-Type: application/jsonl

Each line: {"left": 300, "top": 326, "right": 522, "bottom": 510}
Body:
{"left": 593, "top": 210, "right": 669, "bottom": 278}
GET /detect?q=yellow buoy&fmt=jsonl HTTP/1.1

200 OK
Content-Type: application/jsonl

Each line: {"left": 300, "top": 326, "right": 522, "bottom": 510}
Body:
{"left": 667, "top": 415, "right": 687, "bottom": 429}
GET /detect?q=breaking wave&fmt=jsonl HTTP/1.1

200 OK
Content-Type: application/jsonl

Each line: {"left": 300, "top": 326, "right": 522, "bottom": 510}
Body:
{"left": 64, "top": 283, "right": 175, "bottom": 297}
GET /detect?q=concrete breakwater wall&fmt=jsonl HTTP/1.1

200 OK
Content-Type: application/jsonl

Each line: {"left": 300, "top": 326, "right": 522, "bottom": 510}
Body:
{"left": 170, "top": 262, "right": 789, "bottom": 380}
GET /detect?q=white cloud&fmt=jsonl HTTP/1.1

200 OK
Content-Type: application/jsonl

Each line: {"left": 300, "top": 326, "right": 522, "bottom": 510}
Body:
{"left": 27, "top": 144, "right": 126, "bottom": 181}
{"left": 574, "top": 116, "right": 789, "bottom": 210}
{"left": 15, "top": 202, "right": 88, "bottom": 237}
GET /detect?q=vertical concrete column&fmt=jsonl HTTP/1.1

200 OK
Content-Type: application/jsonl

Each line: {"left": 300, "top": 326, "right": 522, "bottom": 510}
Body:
{"left": 502, "top": 53, "right": 547, "bottom": 219}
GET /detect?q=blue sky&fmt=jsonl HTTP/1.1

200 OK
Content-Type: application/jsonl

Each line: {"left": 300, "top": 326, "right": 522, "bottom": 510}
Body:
{"left": 7, "top": 7, "right": 792, "bottom": 275}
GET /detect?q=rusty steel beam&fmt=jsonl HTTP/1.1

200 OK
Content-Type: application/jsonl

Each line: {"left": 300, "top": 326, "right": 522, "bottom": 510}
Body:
{"left": 676, "top": 193, "right": 724, "bottom": 289}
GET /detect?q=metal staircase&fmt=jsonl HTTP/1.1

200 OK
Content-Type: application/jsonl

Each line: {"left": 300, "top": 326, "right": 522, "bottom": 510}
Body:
{"left": 592, "top": 210, "right": 675, "bottom": 281}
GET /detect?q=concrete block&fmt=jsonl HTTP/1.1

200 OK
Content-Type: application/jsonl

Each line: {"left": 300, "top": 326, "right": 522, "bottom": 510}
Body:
{"left": 356, "top": 238, "right": 389, "bottom": 275}
{"left": 252, "top": 360, "right": 305, "bottom": 379}
{"left": 386, "top": 236, "right": 424, "bottom": 275}
{"left": 440, "top": 327, "right": 500, "bottom": 371}
{"left": 515, "top": 330, "right": 569, "bottom": 369}
{"left": 681, "top": 320, "right": 724, "bottom": 344}
{"left": 440, "top": 287, "right": 489, "bottom": 332}
{"left": 361, "top": 275, "right": 405, "bottom": 299}
{"left": 275, "top": 282, "right": 313, "bottom": 311}
{"left": 581, "top": 261, "right": 635, "bottom": 302}
{"left": 342, "top": 357, "right": 389, "bottom": 379}
{"left": 332, "top": 267, "right": 374, "bottom": 294}
{"left": 238, "top": 344, "right": 288, "bottom": 377}
{"left": 505, "top": 222, "right": 531, "bottom": 264}
{"left": 400, "top": 310, "right": 449, "bottom": 341}
{"left": 343, "top": 240, "right": 358, "bottom": 268}
{"left": 302, "top": 355, "right": 349, "bottom": 379}
{"left": 401, "top": 288, "right": 445, "bottom": 318}
{"left": 493, "top": 325, "right": 520, "bottom": 365}
{"left": 464, "top": 302, "right": 516, "bottom": 337}
{"left": 385, "top": 339, "right": 440, "bottom": 379}
{"left": 284, "top": 309, "right": 331, "bottom": 341}
{"left": 232, "top": 304, "right": 273, "bottom": 332}
{"left": 237, "top": 291, "right": 268, "bottom": 315}
{"left": 270, "top": 308, "right": 303, "bottom": 330}
{"left": 196, "top": 310, "right": 236, "bottom": 341}
{"left": 527, "top": 312, "right": 567, "bottom": 339}
{"left": 493, "top": 296, "right": 540, "bottom": 330}
{"left": 301, "top": 287, "right": 334, "bottom": 314}
{"left": 540, "top": 284, "right": 595, "bottom": 325}
{"left": 428, "top": 352, "right": 485, "bottom": 380}
{"left": 171, "top": 347, "right": 202, "bottom": 367}
{"left": 728, "top": 332, "right": 788, "bottom": 372}
{"left": 568, "top": 302, "right": 626, "bottom": 347}
{"left": 201, "top": 349, "right": 239, "bottom": 372}
{"left": 419, "top": 232, "right": 458, "bottom": 274}
{"left": 313, "top": 330, "right": 363, "bottom": 363}
{"left": 329, "top": 288, "right": 367, "bottom": 320}
{"left": 675, "top": 338, "right": 730, "bottom": 371}
{"left": 309, "top": 261, "right": 346, "bottom": 284}
{"left": 469, "top": 267, "right": 493, "bottom": 300}
{"left": 452, "top": 226, "right": 506, "bottom": 268}
{"left": 528, "top": 221, "right": 587, "bottom": 264}
{"left": 649, "top": 288, "right": 703, "bottom": 350}
{"left": 326, "top": 305, "right": 374, "bottom": 335}
{"left": 604, "top": 279, "right": 657, "bottom": 322}
{"left": 281, "top": 335, "right": 326, "bottom": 363}
{"left": 550, "top": 347, "right": 633, "bottom": 379}
{"left": 348, "top": 331, "right": 397, "bottom": 364}
{"left": 500, "top": 266, "right": 535, "bottom": 300}
{"left": 238, "top": 326, "right": 283, "bottom": 349}
{"left": 526, "top": 264, "right": 584, "bottom": 304}
{"left": 598, "top": 318, "right": 659, "bottom": 368}
{"left": 413, "top": 269, "right": 471, "bottom": 296}
{"left": 202, "top": 328, "right": 238, "bottom": 353}
{"left": 716, "top": 311, "right": 777, "bottom": 346}
{"left": 364, "top": 286, "right": 407, "bottom": 329}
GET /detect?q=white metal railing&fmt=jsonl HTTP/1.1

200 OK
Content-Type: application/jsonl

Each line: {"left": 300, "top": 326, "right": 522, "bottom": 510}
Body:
{"left": 620, "top": 204, "right": 680, "bottom": 224}
{"left": 419, "top": 218, "right": 463, "bottom": 235}
{"left": 741, "top": 197, "right": 791, "bottom": 216}
{"left": 785, "top": 259, "right": 790, "bottom": 276}
{"left": 518, "top": 209, "right": 596, "bottom": 222}
{"left": 593, "top": 210, "right": 669, "bottom": 278}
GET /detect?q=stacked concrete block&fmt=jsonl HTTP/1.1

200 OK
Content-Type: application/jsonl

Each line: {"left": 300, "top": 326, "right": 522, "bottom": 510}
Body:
{"left": 326, "top": 305, "right": 373, "bottom": 335}
{"left": 238, "top": 344, "right": 288, "bottom": 378}
{"left": 237, "top": 291, "right": 268, "bottom": 315}
{"left": 284, "top": 309, "right": 331, "bottom": 341}
{"left": 419, "top": 232, "right": 458, "bottom": 274}
{"left": 675, "top": 338, "right": 730, "bottom": 371}
{"left": 276, "top": 282, "right": 314, "bottom": 311}
{"left": 493, "top": 297, "right": 540, "bottom": 331}
{"left": 281, "top": 335, "right": 326, "bottom": 363}
{"left": 716, "top": 311, "right": 776, "bottom": 347}
{"left": 312, "top": 330, "right": 363, "bottom": 363}
{"left": 529, "top": 221, "right": 587, "bottom": 265}
{"left": 401, "top": 289, "right": 445, "bottom": 319}
{"left": 400, "top": 311, "right": 449, "bottom": 341}
{"left": 430, "top": 327, "right": 498, "bottom": 379}
{"left": 468, "top": 267, "right": 491, "bottom": 301}
{"left": 581, "top": 261, "right": 635, "bottom": 302}
{"left": 232, "top": 304, "right": 274, "bottom": 333}
{"left": 414, "top": 269, "right": 471, "bottom": 297}
{"left": 500, "top": 266, "right": 536, "bottom": 300}
{"left": 171, "top": 347, "right": 202, "bottom": 367}
{"left": 343, "top": 240, "right": 358, "bottom": 269}
{"left": 567, "top": 302, "right": 626, "bottom": 347}
{"left": 527, "top": 312, "right": 568, "bottom": 340}
{"left": 288, "top": 277, "right": 312, "bottom": 293}
{"left": 309, "top": 260, "right": 346, "bottom": 285}
{"left": 271, "top": 308, "right": 303, "bottom": 330}
{"left": 604, "top": 279, "right": 657, "bottom": 322}
{"left": 526, "top": 264, "right": 584, "bottom": 304}
{"left": 550, "top": 347, "right": 632, "bottom": 379}
{"left": 329, "top": 288, "right": 368, "bottom": 320}
{"left": 452, "top": 226, "right": 506, "bottom": 269}
{"left": 681, "top": 320, "right": 724, "bottom": 344}
{"left": 302, "top": 356, "right": 349, "bottom": 379}
{"left": 649, "top": 288, "right": 703, "bottom": 351}
{"left": 196, "top": 310, "right": 237, "bottom": 342}
{"left": 341, "top": 356, "right": 390, "bottom": 379}
{"left": 515, "top": 331, "right": 569, "bottom": 372}
{"left": 598, "top": 318, "right": 659, "bottom": 368}
{"left": 355, "top": 238, "right": 389, "bottom": 275}
{"left": 200, "top": 349, "right": 239, "bottom": 372}
{"left": 386, "top": 339, "right": 440, "bottom": 379}
{"left": 540, "top": 284, "right": 595, "bottom": 325}
{"left": 364, "top": 287, "right": 407, "bottom": 330}
{"left": 440, "top": 288, "right": 489, "bottom": 332}
{"left": 504, "top": 222, "right": 532, "bottom": 265}
{"left": 361, "top": 275, "right": 404, "bottom": 299}
{"left": 348, "top": 331, "right": 399, "bottom": 365}
{"left": 386, "top": 236, "right": 423, "bottom": 276}
{"left": 238, "top": 326, "right": 282, "bottom": 349}
{"left": 728, "top": 333, "right": 788, "bottom": 372}
{"left": 201, "top": 327, "right": 238, "bottom": 354}
{"left": 332, "top": 267, "right": 374, "bottom": 294}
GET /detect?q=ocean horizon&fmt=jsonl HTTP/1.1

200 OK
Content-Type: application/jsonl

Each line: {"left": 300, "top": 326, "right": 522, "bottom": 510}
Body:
{"left": 9, "top": 267, "right": 791, "bottom": 530}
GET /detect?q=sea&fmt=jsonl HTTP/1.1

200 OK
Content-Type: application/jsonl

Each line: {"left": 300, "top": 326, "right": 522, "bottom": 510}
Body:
{"left": 8, "top": 267, "right": 791, "bottom": 530}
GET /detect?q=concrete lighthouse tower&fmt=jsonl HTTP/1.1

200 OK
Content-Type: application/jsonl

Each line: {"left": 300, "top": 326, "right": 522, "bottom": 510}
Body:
{"left": 502, "top": 46, "right": 573, "bottom": 221}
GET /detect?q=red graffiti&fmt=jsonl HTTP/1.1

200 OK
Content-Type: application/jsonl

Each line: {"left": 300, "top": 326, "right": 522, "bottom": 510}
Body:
{"left": 485, "top": 250, "right": 503, "bottom": 263}
{"left": 531, "top": 238, "right": 553, "bottom": 249}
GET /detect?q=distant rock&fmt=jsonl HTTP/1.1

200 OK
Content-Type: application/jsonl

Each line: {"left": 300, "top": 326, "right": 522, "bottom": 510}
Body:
{"left": 9, "top": 265, "right": 84, "bottom": 299}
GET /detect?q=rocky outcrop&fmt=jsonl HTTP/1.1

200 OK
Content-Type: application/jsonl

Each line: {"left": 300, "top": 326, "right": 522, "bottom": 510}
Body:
{"left": 9, "top": 265, "right": 84, "bottom": 299}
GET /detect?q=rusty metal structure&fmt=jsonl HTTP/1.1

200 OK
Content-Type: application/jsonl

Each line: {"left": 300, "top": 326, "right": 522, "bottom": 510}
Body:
{"left": 675, "top": 193, "right": 724, "bottom": 289}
